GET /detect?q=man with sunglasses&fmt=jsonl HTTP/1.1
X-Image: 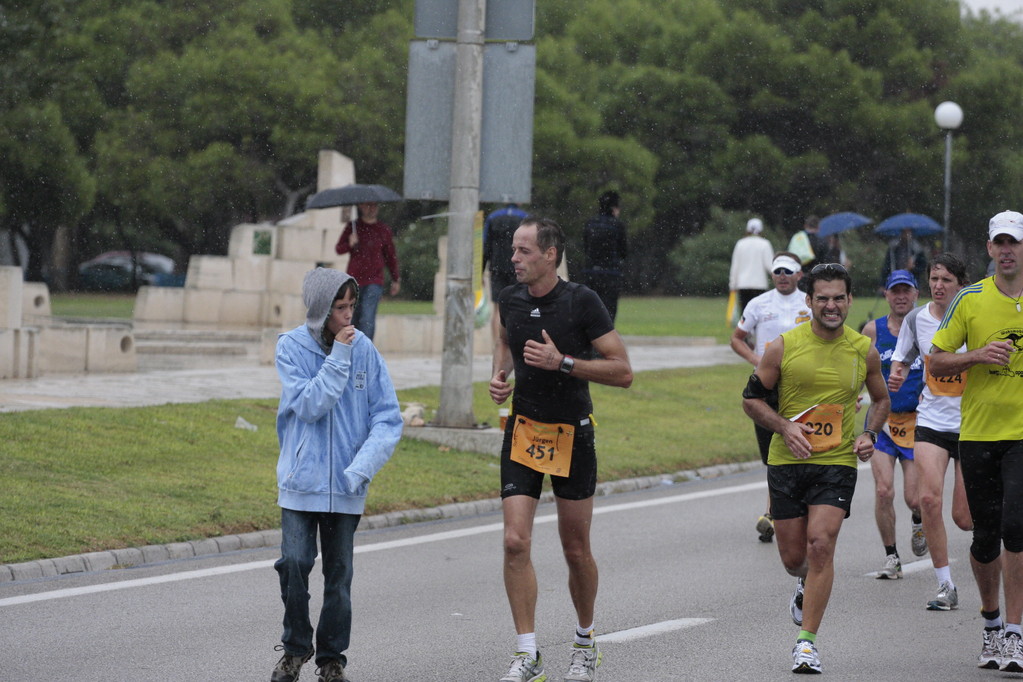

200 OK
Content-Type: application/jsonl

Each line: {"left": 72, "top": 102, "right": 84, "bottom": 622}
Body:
{"left": 731, "top": 252, "right": 812, "bottom": 542}
{"left": 743, "top": 262, "right": 889, "bottom": 674}
{"left": 931, "top": 210, "right": 1023, "bottom": 671}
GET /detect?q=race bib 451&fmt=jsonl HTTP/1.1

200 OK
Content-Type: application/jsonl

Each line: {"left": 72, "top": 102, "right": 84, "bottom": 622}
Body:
{"left": 510, "top": 414, "right": 576, "bottom": 477}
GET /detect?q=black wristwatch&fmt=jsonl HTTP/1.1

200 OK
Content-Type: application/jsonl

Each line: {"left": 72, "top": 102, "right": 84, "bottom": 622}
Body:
{"left": 863, "top": 429, "right": 878, "bottom": 445}
{"left": 559, "top": 355, "right": 575, "bottom": 374}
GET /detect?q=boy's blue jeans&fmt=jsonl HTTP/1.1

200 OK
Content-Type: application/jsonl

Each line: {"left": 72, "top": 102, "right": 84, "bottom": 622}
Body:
{"left": 353, "top": 283, "right": 383, "bottom": 340}
{"left": 275, "top": 508, "right": 361, "bottom": 667}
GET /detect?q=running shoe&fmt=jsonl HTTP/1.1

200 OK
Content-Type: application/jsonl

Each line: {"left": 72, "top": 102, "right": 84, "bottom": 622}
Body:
{"left": 563, "top": 643, "right": 601, "bottom": 681}
{"left": 790, "top": 577, "right": 805, "bottom": 627}
{"left": 501, "top": 651, "right": 547, "bottom": 682}
{"left": 791, "top": 639, "right": 822, "bottom": 674}
{"left": 1001, "top": 632, "right": 1023, "bottom": 672}
{"left": 875, "top": 553, "right": 903, "bottom": 580}
{"left": 926, "top": 581, "right": 958, "bottom": 611}
{"left": 979, "top": 628, "right": 1004, "bottom": 669}
{"left": 756, "top": 514, "right": 775, "bottom": 543}
{"left": 911, "top": 522, "right": 928, "bottom": 556}
{"left": 271, "top": 646, "right": 313, "bottom": 682}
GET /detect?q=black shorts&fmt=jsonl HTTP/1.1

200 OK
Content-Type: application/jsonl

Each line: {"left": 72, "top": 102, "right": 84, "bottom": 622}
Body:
{"left": 500, "top": 417, "right": 597, "bottom": 501}
{"left": 767, "top": 463, "right": 857, "bottom": 520}
{"left": 915, "top": 426, "right": 960, "bottom": 459}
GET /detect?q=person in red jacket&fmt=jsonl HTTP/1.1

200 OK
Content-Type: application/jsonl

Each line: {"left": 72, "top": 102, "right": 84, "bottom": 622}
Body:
{"left": 335, "top": 202, "right": 400, "bottom": 340}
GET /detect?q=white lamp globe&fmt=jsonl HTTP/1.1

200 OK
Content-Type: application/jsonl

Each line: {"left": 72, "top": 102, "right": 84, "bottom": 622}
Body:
{"left": 935, "top": 101, "right": 963, "bottom": 130}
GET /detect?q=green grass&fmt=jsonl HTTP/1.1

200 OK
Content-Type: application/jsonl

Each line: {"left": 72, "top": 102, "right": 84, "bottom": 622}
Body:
{"left": 0, "top": 363, "right": 754, "bottom": 564}
{"left": 50, "top": 293, "right": 136, "bottom": 318}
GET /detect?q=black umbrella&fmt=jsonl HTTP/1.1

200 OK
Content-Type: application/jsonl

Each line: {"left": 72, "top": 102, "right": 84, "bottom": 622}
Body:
{"left": 306, "top": 183, "right": 403, "bottom": 210}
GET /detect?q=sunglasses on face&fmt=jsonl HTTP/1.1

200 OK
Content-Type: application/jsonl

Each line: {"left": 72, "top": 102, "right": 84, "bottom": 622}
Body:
{"left": 810, "top": 262, "right": 848, "bottom": 275}
{"left": 773, "top": 268, "right": 795, "bottom": 275}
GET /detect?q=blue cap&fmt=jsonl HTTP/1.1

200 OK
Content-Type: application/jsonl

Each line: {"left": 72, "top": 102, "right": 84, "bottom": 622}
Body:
{"left": 885, "top": 269, "right": 918, "bottom": 290}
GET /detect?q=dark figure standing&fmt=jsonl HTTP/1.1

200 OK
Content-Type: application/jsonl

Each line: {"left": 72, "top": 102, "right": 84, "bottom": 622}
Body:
{"left": 582, "top": 191, "right": 628, "bottom": 322}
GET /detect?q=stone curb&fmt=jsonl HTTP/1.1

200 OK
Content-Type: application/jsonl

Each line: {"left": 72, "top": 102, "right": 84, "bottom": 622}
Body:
{"left": 0, "top": 460, "right": 761, "bottom": 584}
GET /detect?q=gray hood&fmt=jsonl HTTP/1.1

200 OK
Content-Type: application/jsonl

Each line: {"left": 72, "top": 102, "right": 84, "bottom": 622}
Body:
{"left": 303, "top": 267, "right": 354, "bottom": 352}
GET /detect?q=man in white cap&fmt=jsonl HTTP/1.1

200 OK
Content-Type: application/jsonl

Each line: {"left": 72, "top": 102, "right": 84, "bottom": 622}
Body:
{"left": 730, "top": 217, "right": 775, "bottom": 314}
{"left": 731, "top": 252, "right": 811, "bottom": 541}
{"left": 931, "top": 210, "right": 1023, "bottom": 672}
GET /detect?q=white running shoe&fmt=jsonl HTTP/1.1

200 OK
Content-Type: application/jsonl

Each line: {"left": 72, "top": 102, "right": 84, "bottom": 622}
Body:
{"left": 979, "top": 628, "right": 1003, "bottom": 669}
{"left": 1001, "top": 633, "right": 1023, "bottom": 672}
{"left": 501, "top": 652, "right": 547, "bottom": 682}
{"left": 563, "top": 643, "right": 601, "bottom": 681}
{"left": 875, "top": 553, "right": 903, "bottom": 579}
{"left": 790, "top": 577, "right": 805, "bottom": 627}
{"left": 926, "top": 581, "right": 958, "bottom": 611}
{"left": 791, "top": 639, "right": 822, "bottom": 674}
{"left": 911, "top": 522, "right": 928, "bottom": 556}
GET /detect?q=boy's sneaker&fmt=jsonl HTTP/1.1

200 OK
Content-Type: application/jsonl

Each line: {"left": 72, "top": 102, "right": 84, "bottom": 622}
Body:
{"left": 271, "top": 646, "right": 313, "bottom": 682}
{"left": 316, "top": 659, "right": 348, "bottom": 682}
{"left": 979, "top": 627, "right": 1004, "bottom": 669}
{"left": 791, "top": 639, "right": 822, "bottom": 674}
{"left": 501, "top": 651, "right": 547, "bottom": 682}
{"left": 790, "top": 577, "right": 805, "bottom": 627}
{"left": 756, "top": 514, "right": 775, "bottom": 542}
{"left": 1000, "top": 632, "right": 1023, "bottom": 672}
{"left": 875, "top": 553, "right": 903, "bottom": 579}
{"left": 926, "top": 581, "right": 958, "bottom": 611}
{"left": 911, "top": 523, "right": 928, "bottom": 556}
{"left": 563, "top": 643, "right": 601, "bottom": 681}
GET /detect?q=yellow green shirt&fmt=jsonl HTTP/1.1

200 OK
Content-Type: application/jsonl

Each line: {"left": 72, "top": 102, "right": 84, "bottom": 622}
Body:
{"left": 768, "top": 322, "right": 871, "bottom": 467}
{"left": 932, "top": 277, "right": 1023, "bottom": 441}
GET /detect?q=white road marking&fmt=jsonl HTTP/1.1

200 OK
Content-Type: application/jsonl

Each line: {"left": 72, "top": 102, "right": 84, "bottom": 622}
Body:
{"left": 601, "top": 618, "right": 713, "bottom": 643}
{"left": 0, "top": 479, "right": 765, "bottom": 608}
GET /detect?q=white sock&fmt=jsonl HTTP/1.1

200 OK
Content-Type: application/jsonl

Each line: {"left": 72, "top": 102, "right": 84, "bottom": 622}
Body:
{"left": 575, "top": 623, "right": 595, "bottom": 647}
{"left": 934, "top": 565, "right": 952, "bottom": 587}
{"left": 1007, "top": 624, "right": 1022, "bottom": 638}
{"left": 516, "top": 633, "right": 537, "bottom": 660}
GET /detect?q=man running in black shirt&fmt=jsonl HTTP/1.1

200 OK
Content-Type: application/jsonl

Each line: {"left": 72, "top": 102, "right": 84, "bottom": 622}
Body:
{"left": 490, "top": 216, "right": 633, "bottom": 682}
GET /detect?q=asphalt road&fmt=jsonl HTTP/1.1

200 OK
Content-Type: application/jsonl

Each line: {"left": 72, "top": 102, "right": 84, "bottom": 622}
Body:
{"left": 0, "top": 464, "right": 992, "bottom": 681}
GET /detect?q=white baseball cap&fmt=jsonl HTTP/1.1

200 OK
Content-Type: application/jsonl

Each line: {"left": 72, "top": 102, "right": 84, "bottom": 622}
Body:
{"left": 746, "top": 218, "right": 764, "bottom": 235}
{"left": 771, "top": 255, "right": 801, "bottom": 273}
{"left": 989, "top": 210, "right": 1023, "bottom": 241}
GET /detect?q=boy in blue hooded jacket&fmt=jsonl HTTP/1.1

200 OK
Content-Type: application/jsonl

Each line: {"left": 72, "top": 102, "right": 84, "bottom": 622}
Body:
{"left": 271, "top": 267, "right": 403, "bottom": 682}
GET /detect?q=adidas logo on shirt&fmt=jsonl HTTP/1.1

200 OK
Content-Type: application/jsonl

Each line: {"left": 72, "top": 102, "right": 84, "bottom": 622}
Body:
{"left": 530, "top": 308, "right": 540, "bottom": 318}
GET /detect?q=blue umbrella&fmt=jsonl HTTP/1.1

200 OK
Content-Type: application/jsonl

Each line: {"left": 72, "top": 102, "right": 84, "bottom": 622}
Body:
{"left": 874, "top": 213, "right": 944, "bottom": 238}
{"left": 818, "top": 212, "right": 874, "bottom": 237}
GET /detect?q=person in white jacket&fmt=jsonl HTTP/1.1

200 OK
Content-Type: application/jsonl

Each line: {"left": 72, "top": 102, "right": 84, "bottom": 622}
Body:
{"left": 730, "top": 218, "right": 775, "bottom": 313}
{"left": 270, "top": 267, "right": 403, "bottom": 682}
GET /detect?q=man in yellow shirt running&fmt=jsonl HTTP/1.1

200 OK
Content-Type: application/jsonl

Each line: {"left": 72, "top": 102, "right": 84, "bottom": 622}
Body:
{"left": 931, "top": 210, "right": 1023, "bottom": 672}
{"left": 743, "top": 262, "right": 889, "bottom": 674}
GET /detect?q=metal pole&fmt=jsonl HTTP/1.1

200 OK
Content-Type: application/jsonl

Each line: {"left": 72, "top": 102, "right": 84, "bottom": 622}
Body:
{"left": 436, "top": 0, "right": 485, "bottom": 428}
{"left": 943, "top": 130, "right": 955, "bottom": 256}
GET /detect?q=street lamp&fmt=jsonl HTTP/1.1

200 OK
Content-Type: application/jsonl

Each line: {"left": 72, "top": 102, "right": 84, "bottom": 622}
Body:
{"left": 935, "top": 101, "right": 963, "bottom": 254}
